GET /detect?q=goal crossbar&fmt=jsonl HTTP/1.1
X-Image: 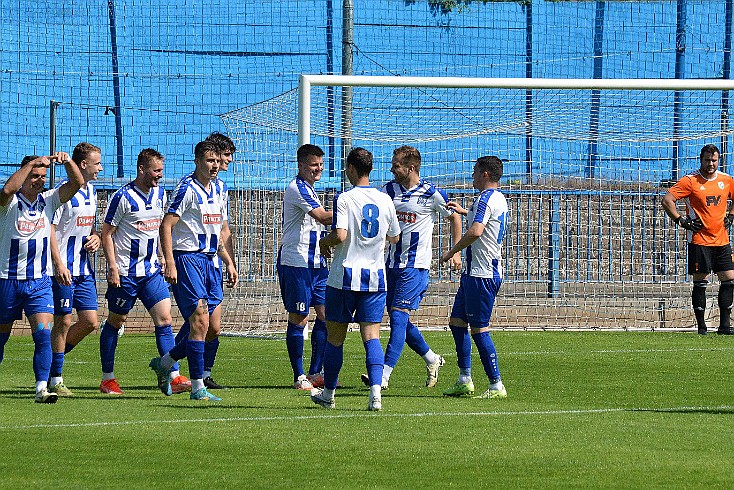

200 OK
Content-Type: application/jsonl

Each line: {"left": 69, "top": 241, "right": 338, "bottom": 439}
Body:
{"left": 297, "top": 75, "right": 734, "bottom": 146}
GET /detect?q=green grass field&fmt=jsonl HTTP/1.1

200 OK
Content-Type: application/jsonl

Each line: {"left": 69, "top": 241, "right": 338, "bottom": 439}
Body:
{"left": 0, "top": 330, "right": 733, "bottom": 489}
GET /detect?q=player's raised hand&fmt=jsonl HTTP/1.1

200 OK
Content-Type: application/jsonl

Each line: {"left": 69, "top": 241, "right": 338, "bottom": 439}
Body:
{"left": 51, "top": 151, "right": 72, "bottom": 165}
{"left": 446, "top": 201, "right": 468, "bottom": 216}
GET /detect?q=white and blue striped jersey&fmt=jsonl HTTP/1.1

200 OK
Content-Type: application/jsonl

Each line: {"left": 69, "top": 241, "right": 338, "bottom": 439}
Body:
{"left": 382, "top": 179, "right": 453, "bottom": 270}
{"left": 167, "top": 174, "right": 227, "bottom": 255}
{"left": 52, "top": 181, "right": 97, "bottom": 277}
{"left": 465, "top": 188, "right": 508, "bottom": 279}
{"left": 103, "top": 182, "right": 166, "bottom": 277}
{"left": 327, "top": 186, "right": 400, "bottom": 292}
{"left": 279, "top": 176, "right": 327, "bottom": 269}
{"left": 0, "top": 189, "right": 63, "bottom": 280}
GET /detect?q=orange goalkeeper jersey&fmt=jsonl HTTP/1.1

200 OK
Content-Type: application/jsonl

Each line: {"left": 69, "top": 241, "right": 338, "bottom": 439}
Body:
{"left": 669, "top": 170, "right": 734, "bottom": 246}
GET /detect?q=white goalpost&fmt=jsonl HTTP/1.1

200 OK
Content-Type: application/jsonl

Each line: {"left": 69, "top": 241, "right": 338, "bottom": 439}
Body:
{"left": 220, "top": 75, "right": 734, "bottom": 336}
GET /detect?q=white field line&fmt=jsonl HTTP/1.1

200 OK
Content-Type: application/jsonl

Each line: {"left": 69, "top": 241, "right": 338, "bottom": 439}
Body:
{"left": 0, "top": 405, "right": 732, "bottom": 431}
{"left": 4, "top": 345, "right": 733, "bottom": 365}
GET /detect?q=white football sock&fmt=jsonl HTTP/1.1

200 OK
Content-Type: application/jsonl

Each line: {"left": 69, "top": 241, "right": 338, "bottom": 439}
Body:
{"left": 423, "top": 349, "right": 438, "bottom": 365}
{"left": 50, "top": 376, "right": 63, "bottom": 386}
{"left": 191, "top": 378, "right": 205, "bottom": 392}
{"left": 36, "top": 380, "right": 47, "bottom": 393}
{"left": 382, "top": 365, "right": 393, "bottom": 382}
{"left": 102, "top": 372, "right": 115, "bottom": 381}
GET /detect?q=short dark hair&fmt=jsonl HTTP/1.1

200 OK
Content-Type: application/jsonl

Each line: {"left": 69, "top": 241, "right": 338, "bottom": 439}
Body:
{"left": 206, "top": 132, "right": 236, "bottom": 153}
{"left": 137, "top": 148, "right": 164, "bottom": 170}
{"left": 475, "top": 155, "right": 503, "bottom": 182}
{"left": 72, "top": 142, "right": 101, "bottom": 164}
{"left": 393, "top": 145, "right": 421, "bottom": 171}
{"left": 297, "top": 144, "right": 325, "bottom": 163}
{"left": 195, "top": 140, "right": 220, "bottom": 161}
{"left": 346, "top": 147, "right": 373, "bottom": 177}
{"left": 700, "top": 144, "right": 721, "bottom": 161}
{"left": 20, "top": 155, "right": 40, "bottom": 167}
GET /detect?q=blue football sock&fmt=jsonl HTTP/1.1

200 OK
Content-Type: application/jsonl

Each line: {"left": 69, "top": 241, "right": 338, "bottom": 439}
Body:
{"left": 64, "top": 342, "right": 76, "bottom": 354}
{"left": 286, "top": 321, "right": 305, "bottom": 380}
{"left": 405, "top": 320, "right": 430, "bottom": 357}
{"left": 322, "top": 341, "right": 343, "bottom": 390}
{"left": 154, "top": 324, "right": 179, "bottom": 371}
{"left": 384, "top": 309, "right": 409, "bottom": 368}
{"left": 186, "top": 339, "right": 205, "bottom": 380}
{"left": 364, "top": 338, "right": 385, "bottom": 386}
{"left": 32, "top": 324, "right": 52, "bottom": 382}
{"left": 204, "top": 337, "right": 219, "bottom": 372}
{"left": 99, "top": 320, "right": 119, "bottom": 374}
{"left": 450, "top": 325, "right": 472, "bottom": 371}
{"left": 472, "top": 331, "right": 501, "bottom": 382}
{"left": 0, "top": 331, "right": 10, "bottom": 364}
{"left": 308, "top": 318, "right": 327, "bottom": 375}
{"left": 50, "top": 351, "right": 64, "bottom": 378}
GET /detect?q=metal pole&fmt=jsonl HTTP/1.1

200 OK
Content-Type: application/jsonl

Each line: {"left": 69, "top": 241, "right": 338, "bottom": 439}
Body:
{"left": 326, "top": 0, "right": 336, "bottom": 178}
{"left": 108, "top": 0, "right": 124, "bottom": 178}
{"left": 722, "top": 0, "right": 733, "bottom": 173}
{"left": 524, "top": 1, "right": 533, "bottom": 183}
{"left": 672, "top": 0, "right": 687, "bottom": 182}
{"left": 49, "top": 100, "right": 60, "bottom": 187}
{"left": 341, "top": 0, "right": 354, "bottom": 189}
{"left": 586, "top": 1, "right": 605, "bottom": 180}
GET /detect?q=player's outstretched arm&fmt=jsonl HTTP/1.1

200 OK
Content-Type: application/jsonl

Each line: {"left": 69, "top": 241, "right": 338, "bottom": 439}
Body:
{"left": 445, "top": 212, "right": 463, "bottom": 270}
{"left": 309, "top": 207, "right": 333, "bottom": 226}
{"left": 0, "top": 156, "right": 51, "bottom": 206}
{"left": 159, "top": 213, "right": 179, "bottom": 284}
{"left": 441, "top": 222, "right": 484, "bottom": 263}
{"left": 55, "top": 152, "right": 83, "bottom": 204}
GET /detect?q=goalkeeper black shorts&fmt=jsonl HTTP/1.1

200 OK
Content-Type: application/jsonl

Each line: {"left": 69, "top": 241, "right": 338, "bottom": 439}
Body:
{"left": 687, "top": 243, "right": 734, "bottom": 275}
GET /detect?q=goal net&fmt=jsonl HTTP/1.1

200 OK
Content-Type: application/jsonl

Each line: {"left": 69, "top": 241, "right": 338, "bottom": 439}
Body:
{"left": 220, "top": 76, "right": 734, "bottom": 335}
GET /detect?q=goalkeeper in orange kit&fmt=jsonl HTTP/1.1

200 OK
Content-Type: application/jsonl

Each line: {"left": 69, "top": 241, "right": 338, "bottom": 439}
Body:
{"left": 662, "top": 144, "right": 734, "bottom": 335}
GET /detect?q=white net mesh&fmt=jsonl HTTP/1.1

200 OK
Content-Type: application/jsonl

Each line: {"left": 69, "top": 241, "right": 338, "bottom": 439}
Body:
{"left": 220, "top": 81, "right": 734, "bottom": 334}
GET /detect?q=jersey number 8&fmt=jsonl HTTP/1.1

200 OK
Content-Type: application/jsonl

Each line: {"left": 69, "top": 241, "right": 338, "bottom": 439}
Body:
{"left": 360, "top": 204, "right": 380, "bottom": 238}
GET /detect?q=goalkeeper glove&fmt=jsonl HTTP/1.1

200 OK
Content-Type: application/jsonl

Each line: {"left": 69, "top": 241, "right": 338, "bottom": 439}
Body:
{"left": 725, "top": 214, "right": 734, "bottom": 229}
{"left": 676, "top": 215, "right": 703, "bottom": 231}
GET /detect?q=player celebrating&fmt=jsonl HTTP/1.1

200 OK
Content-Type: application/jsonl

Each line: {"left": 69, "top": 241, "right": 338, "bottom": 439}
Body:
{"left": 151, "top": 140, "right": 238, "bottom": 401}
{"left": 48, "top": 142, "right": 103, "bottom": 396}
{"left": 360, "top": 146, "right": 461, "bottom": 390}
{"left": 440, "top": 155, "right": 508, "bottom": 400}
{"left": 278, "top": 144, "right": 332, "bottom": 390}
{"left": 100, "top": 148, "right": 189, "bottom": 395}
{"left": 172, "top": 131, "right": 237, "bottom": 389}
{"left": 662, "top": 143, "right": 734, "bottom": 335}
{"left": 0, "top": 152, "right": 83, "bottom": 403}
{"left": 311, "top": 147, "right": 400, "bottom": 411}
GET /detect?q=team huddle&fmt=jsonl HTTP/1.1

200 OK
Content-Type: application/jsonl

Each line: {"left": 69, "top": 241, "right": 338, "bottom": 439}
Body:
{"left": 0, "top": 135, "right": 510, "bottom": 410}
{"left": 0, "top": 133, "right": 237, "bottom": 403}
{"left": 280, "top": 145, "right": 509, "bottom": 411}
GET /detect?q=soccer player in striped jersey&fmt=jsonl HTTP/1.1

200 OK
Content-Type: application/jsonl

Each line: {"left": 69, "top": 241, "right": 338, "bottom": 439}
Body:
{"left": 662, "top": 143, "right": 734, "bottom": 335}
{"left": 172, "top": 132, "right": 236, "bottom": 389}
{"left": 278, "top": 144, "right": 333, "bottom": 390}
{"left": 0, "top": 152, "right": 83, "bottom": 403}
{"left": 440, "top": 155, "right": 509, "bottom": 400}
{"left": 100, "top": 149, "right": 189, "bottom": 395}
{"left": 311, "top": 147, "right": 401, "bottom": 411}
{"left": 360, "top": 146, "right": 462, "bottom": 390}
{"left": 48, "top": 142, "right": 103, "bottom": 396}
{"left": 152, "top": 140, "right": 238, "bottom": 401}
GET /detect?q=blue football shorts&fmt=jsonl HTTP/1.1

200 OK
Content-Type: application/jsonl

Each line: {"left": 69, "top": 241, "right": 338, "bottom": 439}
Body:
{"left": 105, "top": 271, "right": 170, "bottom": 315}
{"left": 171, "top": 252, "right": 223, "bottom": 320}
{"left": 277, "top": 264, "right": 328, "bottom": 315}
{"left": 0, "top": 276, "right": 54, "bottom": 323}
{"left": 325, "top": 285, "right": 386, "bottom": 324}
{"left": 450, "top": 273, "right": 503, "bottom": 329}
{"left": 386, "top": 267, "right": 429, "bottom": 311}
{"left": 52, "top": 274, "right": 98, "bottom": 315}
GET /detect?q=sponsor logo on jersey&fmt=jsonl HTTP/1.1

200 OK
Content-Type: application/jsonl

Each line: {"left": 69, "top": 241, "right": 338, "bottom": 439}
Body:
{"left": 397, "top": 211, "right": 417, "bottom": 224}
{"left": 76, "top": 215, "right": 95, "bottom": 227}
{"left": 135, "top": 218, "right": 161, "bottom": 231}
{"left": 719, "top": 182, "right": 725, "bottom": 189}
{"left": 202, "top": 213, "right": 222, "bottom": 225}
{"left": 18, "top": 217, "right": 45, "bottom": 234}
{"left": 417, "top": 197, "right": 430, "bottom": 206}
